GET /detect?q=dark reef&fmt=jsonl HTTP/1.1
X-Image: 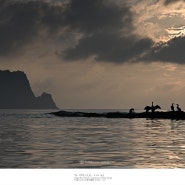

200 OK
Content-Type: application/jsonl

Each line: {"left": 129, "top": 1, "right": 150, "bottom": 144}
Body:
{"left": 51, "top": 110, "right": 185, "bottom": 120}
{"left": 0, "top": 70, "right": 58, "bottom": 109}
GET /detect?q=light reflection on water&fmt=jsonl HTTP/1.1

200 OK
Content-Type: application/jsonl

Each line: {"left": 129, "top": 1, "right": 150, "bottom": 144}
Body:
{"left": 0, "top": 110, "right": 185, "bottom": 168}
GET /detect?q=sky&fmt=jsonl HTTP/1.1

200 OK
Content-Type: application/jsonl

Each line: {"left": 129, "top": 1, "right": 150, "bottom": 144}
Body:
{"left": 1, "top": 0, "right": 185, "bottom": 109}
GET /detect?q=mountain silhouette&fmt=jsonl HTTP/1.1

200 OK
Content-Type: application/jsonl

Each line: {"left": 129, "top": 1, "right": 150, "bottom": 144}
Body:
{"left": 0, "top": 70, "right": 58, "bottom": 109}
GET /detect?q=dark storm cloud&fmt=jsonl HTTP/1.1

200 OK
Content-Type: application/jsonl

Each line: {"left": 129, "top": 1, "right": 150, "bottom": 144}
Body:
{"left": 63, "top": 0, "right": 153, "bottom": 63}
{"left": 63, "top": 0, "right": 185, "bottom": 64}
{"left": 164, "top": 0, "right": 185, "bottom": 5}
{"left": 144, "top": 36, "right": 185, "bottom": 64}
{"left": 0, "top": 0, "right": 64, "bottom": 56}
{"left": 64, "top": 32, "right": 153, "bottom": 63}
{"left": 4, "top": 0, "right": 184, "bottom": 65}
{"left": 64, "top": 0, "right": 133, "bottom": 33}
{"left": 0, "top": 0, "right": 153, "bottom": 63}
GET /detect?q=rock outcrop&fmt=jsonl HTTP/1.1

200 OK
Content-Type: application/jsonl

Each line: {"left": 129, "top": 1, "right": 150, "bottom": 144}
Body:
{"left": 0, "top": 70, "right": 58, "bottom": 109}
{"left": 51, "top": 110, "right": 185, "bottom": 120}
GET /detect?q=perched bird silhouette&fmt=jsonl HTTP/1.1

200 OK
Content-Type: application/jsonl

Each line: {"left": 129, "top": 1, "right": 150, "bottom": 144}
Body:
{"left": 151, "top": 102, "right": 155, "bottom": 113}
{"left": 176, "top": 104, "right": 181, "bottom": 112}
{"left": 171, "top": 103, "right": 175, "bottom": 111}
{"left": 144, "top": 106, "right": 151, "bottom": 113}
{"left": 129, "top": 108, "right": 134, "bottom": 114}
{"left": 144, "top": 102, "right": 161, "bottom": 113}
{"left": 154, "top": 105, "right": 161, "bottom": 112}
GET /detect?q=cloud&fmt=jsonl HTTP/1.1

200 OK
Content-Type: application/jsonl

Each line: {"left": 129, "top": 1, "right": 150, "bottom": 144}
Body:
{"left": 64, "top": 0, "right": 133, "bottom": 34}
{"left": 0, "top": 0, "right": 154, "bottom": 64}
{"left": 0, "top": 0, "right": 65, "bottom": 56}
{"left": 1, "top": 0, "right": 185, "bottom": 65}
{"left": 164, "top": 0, "right": 185, "bottom": 5}
{"left": 0, "top": 0, "right": 39, "bottom": 55}
{"left": 64, "top": 32, "right": 153, "bottom": 63}
{"left": 62, "top": 0, "right": 153, "bottom": 63}
{"left": 144, "top": 36, "right": 185, "bottom": 64}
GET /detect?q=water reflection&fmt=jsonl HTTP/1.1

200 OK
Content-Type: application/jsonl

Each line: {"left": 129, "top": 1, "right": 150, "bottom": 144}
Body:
{"left": 170, "top": 120, "right": 183, "bottom": 130}
{"left": 1, "top": 110, "right": 185, "bottom": 168}
{"left": 145, "top": 119, "right": 164, "bottom": 128}
{"left": 0, "top": 117, "right": 32, "bottom": 167}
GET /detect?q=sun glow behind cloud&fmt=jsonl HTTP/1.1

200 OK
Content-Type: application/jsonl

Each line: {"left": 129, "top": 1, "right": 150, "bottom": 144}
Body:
{"left": 132, "top": 0, "right": 185, "bottom": 42}
{"left": 167, "top": 26, "right": 185, "bottom": 39}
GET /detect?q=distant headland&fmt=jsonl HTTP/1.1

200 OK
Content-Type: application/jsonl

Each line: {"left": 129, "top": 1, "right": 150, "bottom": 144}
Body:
{"left": 0, "top": 70, "right": 58, "bottom": 109}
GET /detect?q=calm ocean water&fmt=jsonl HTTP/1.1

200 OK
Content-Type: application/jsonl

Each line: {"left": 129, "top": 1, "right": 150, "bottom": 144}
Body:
{"left": 0, "top": 109, "right": 185, "bottom": 168}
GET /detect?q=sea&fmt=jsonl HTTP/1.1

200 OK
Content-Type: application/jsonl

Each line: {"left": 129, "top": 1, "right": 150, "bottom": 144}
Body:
{"left": 1, "top": 109, "right": 185, "bottom": 168}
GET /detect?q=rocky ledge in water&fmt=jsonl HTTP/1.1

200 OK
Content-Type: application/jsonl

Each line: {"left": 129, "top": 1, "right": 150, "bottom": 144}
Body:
{"left": 51, "top": 110, "right": 185, "bottom": 120}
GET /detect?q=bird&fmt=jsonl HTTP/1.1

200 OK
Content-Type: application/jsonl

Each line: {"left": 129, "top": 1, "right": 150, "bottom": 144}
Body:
{"left": 129, "top": 108, "right": 135, "bottom": 114}
{"left": 151, "top": 102, "right": 155, "bottom": 112}
{"left": 144, "top": 106, "right": 151, "bottom": 113}
{"left": 144, "top": 102, "right": 161, "bottom": 113}
{"left": 151, "top": 102, "right": 161, "bottom": 112}
{"left": 171, "top": 103, "right": 175, "bottom": 111}
{"left": 176, "top": 104, "right": 181, "bottom": 112}
{"left": 155, "top": 105, "right": 161, "bottom": 110}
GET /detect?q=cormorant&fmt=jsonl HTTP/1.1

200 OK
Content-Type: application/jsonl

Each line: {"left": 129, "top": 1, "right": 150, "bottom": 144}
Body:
{"left": 129, "top": 108, "right": 134, "bottom": 114}
{"left": 144, "top": 102, "right": 161, "bottom": 113}
{"left": 171, "top": 103, "right": 175, "bottom": 111}
{"left": 177, "top": 104, "right": 181, "bottom": 112}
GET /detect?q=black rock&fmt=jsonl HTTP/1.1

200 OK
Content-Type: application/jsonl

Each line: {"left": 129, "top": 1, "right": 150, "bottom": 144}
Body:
{"left": 51, "top": 110, "right": 185, "bottom": 120}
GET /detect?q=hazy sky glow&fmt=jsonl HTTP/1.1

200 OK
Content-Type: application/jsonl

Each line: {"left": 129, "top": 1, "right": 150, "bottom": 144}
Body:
{"left": 1, "top": 0, "right": 185, "bottom": 109}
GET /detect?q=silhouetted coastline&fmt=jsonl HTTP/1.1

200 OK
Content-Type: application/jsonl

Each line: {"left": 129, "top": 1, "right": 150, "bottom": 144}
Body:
{"left": 0, "top": 70, "right": 58, "bottom": 109}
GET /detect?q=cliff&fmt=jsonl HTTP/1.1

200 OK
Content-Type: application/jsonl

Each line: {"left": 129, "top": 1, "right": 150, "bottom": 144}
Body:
{"left": 0, "top": 70, "right": 58, "bottom": 109}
